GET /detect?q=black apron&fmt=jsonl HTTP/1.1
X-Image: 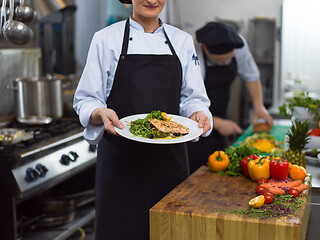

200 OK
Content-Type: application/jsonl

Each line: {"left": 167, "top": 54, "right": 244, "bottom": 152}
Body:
{"left": 95, "top": 19, "right": 189, "bottom": 240}
{"left": 187, "top": 53, "right": 237, "bottom": 173}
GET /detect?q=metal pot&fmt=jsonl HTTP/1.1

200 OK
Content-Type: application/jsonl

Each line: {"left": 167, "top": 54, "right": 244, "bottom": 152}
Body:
{"left": 12, "top": 75, "right": 63, "bottom": 119}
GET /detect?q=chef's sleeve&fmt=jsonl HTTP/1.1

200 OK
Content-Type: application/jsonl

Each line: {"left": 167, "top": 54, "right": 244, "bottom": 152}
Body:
{"left": 179, "top": 34, "right": 213, "bottom": 137}
{"left": 235, "top": 36, "right": 260, "bottom": 82}
{"left": 73, "top": 32, "right": 109, "bottom": 145}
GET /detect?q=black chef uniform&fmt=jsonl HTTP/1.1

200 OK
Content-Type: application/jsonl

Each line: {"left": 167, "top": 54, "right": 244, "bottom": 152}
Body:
{"left": 187, "top": 21, "right": 244, "bottom": 174}
{"left": 95, "top": 19, "right": 189, "bottom": 240}
{"left": 187, "top": 54, "right": 237, "bottom": 173}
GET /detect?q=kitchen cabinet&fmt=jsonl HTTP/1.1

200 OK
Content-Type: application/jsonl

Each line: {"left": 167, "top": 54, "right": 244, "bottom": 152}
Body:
{"left": 248, "top": 18, "right": 275, "bottom": 107}
{"left": 240, "top": 18, "right": 276, "bottom": 127}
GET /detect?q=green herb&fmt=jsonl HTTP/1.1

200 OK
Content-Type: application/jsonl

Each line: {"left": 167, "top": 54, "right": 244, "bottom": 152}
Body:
{"left": 311, "top": 148, "right": 318, "bottom": 155}
{"left": 221, "top": 144, "right": 261, "bottom": 176}
{"left": 212, "top": 195, "right": 305, "bottom": 219}
{"left": 279, "top": 92, "right": 320, "bottom": 121}
{"left": 129, "top": 110, "right": 166, "bottom": 138}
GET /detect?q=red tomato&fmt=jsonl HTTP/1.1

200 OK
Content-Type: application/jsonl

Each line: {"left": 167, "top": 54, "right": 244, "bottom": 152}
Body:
{"left": 257, "top": 178, "right": 268, "bottom": 186}
{"left": 288, "top": 188, "right": 300, "bottom": 198}
{"left": 267, "top": 179, "right": 276, "bottom": 183}
{"left": 263, "top": 192, "right": 273, "bottom": 204}
{"left": 256, "top": 186, "right": 266, "bottom": 195}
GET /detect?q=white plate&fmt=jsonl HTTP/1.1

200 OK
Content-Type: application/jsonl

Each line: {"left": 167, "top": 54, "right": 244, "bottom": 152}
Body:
{"left": 115, "top": 113, "right": 203, "bottom": 144}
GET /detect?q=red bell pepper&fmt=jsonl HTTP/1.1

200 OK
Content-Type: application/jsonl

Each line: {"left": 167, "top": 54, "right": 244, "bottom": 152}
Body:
{"left": 269, "top": 158, "right": 289, "bottom": 180}
{"left": 241, "top": 154, "right": 258, "bottom": 178}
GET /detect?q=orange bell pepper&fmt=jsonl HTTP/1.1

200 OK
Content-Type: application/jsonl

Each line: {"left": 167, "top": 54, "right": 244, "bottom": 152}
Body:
{"left": 208, "top": 151, "right": 230, "bottom": 172}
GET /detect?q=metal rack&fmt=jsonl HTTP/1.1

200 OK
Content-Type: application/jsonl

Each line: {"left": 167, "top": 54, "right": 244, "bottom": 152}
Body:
{"left": 21, "top": 206, "right": 95, "bottom": 240}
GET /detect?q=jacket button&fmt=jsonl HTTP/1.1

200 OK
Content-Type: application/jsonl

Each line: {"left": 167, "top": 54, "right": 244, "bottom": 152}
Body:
{"left": 121, "top": 56, "right": 125, "bottom": 59}
{"left": 129, "top": 37, "right": 133, "bottom": 41}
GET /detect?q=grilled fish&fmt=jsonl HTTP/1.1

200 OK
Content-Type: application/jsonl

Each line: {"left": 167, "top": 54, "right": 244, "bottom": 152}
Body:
{"left": 148, "top": 118, "right": 189, "bottom": 135}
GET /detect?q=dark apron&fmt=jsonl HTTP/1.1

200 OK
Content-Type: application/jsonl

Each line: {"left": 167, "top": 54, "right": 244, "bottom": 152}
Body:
{"left": 95, "top": 19, "right": 189, "bottom": 240}
{"left": 187, "top": 53, "right": 237, "bottom": 173}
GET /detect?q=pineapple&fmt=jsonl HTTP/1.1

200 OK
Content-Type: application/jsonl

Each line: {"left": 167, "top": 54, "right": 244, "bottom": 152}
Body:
{"left": 283, "top": 119, "right": 311, "bottom": 167}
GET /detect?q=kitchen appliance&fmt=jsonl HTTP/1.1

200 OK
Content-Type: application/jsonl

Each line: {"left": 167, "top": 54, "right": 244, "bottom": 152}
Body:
{"left": 32, "top": 0, "right": 76, "bottom": 20}
{"left": 0, "top": 48, "right": 42, "bottom": 117}
{"left": 12, "top": 74, "right": 64, "bottom": 119}
{"left": 36, "top": 1, "right": 76, "bottom": 75}
{"left": 0, "top": 118, "right": 97, "bottom": 240}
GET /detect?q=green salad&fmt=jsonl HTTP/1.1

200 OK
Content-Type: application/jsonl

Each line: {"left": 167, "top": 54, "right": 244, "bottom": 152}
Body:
{"left": 129, "top": 110, "right": 183, "bottom": 139}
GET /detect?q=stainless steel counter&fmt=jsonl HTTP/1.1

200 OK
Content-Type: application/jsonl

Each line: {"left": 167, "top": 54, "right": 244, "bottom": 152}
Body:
{"left": 306, "top": 159, "right": 320, "bottom": 188}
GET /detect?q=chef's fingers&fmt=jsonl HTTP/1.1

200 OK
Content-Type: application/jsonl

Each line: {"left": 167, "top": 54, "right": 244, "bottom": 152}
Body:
{"left": 253, "top": 108, "right": 274, "bottom": 128}
{"left": 233, "top": 124, "right": 243, "bottom": 135}
{"left": 191, "top": 111, "right": 211, "bottom": 135}
{"left": 102, "top": 109, "right": 123, "bottom": 135}
{"left": 201, "top": 119, "right": 211, "bottom": 135}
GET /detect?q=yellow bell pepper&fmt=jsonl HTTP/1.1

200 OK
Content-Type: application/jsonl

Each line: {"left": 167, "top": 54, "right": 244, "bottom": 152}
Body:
{"left": 247, "top": 156, "right": 270, "bottom": 181}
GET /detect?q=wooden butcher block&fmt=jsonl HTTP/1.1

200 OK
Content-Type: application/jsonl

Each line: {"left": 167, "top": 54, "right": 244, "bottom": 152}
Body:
{"left": 150, "top": 166, "right": 311, "bottom": 240}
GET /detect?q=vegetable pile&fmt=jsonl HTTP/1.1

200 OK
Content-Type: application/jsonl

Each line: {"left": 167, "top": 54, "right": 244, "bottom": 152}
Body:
{"left": 242, "top": 133, "right": 281, "bottom": 153}
{"left": 214, "top": 144, "right": 261, "bottom": 176}
{"left": 207, "top": 145, "right": 310, "bottom": 213}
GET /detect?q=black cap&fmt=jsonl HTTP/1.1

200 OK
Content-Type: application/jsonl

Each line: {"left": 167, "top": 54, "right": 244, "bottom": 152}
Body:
{"left": 196, "top": 22, "right": 244, "bottom": 54}
{"left": 119, "top": 0, "right": 132, "bottom": 4}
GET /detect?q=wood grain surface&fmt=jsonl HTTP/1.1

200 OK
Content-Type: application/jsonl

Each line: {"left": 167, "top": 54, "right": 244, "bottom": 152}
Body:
{"left": 150, "top": 166, "right": 311, "bottom": 240}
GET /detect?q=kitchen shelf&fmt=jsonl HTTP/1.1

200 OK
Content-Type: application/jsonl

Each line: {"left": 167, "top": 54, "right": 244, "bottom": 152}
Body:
{"left": 21, "top": 206, "right": 95, "bottom": 240}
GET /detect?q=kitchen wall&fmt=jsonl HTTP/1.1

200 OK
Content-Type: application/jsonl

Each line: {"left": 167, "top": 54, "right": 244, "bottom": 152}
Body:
{"left": 176, "top": 0, "right": 282, "bottom": 38}
{"left": 74, "top": 0, "right": 106, "bottom": 74}
{"left": 281, "top": 0, "right": 320, "bottom": 96}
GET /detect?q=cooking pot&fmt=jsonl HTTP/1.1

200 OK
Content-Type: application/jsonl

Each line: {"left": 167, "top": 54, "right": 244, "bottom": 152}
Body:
{"left": 12, "top": 74, "right": 64, "bottom": 120}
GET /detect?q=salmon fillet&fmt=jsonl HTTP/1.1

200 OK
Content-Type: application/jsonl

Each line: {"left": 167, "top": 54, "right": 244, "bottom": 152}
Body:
{"left": 148, "top": 118, "right": 189, "bottom": 134}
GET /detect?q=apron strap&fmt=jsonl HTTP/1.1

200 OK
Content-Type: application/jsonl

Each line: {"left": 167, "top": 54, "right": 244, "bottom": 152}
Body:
{"left": 163, "top": 28, "right": 178, "bottom": 57}
{"left": 121, "top": 18, "right": 130, "bottom": 55}
{"left": 121, "top": 18, "right": 177, "bottom": 57}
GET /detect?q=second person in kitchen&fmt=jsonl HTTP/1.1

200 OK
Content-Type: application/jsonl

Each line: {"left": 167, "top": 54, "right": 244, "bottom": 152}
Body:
{"left": 73, "top": 0, "right": 212, "bottom": 239}
{"left": 187, "top": 22, "right": 273, "bottom": 174}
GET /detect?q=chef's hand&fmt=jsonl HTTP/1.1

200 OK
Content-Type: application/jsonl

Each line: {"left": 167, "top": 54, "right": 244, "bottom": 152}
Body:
{"left": 213, "top": 117, "right": 243, "bottom": 136}
{"left": 253, "top": 106, "right": 273, "bottom": 128}
{"left": 90, "top": 108, "right": 124, "bottom": 135}
{"left": 189, "top": 111, "right": 211, "bottom": 135}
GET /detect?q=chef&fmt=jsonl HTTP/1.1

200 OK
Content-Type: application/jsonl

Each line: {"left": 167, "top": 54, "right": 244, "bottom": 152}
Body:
{"left": 187, "top": 22, "right": 273, "bottom": 173}
{"left": 73, "top": 0, "right": 212, "bottom": 239}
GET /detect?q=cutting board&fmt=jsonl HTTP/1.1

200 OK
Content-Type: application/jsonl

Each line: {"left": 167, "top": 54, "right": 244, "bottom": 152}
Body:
{"left": 150, "top": 166, "right": 311, "bottom": 240}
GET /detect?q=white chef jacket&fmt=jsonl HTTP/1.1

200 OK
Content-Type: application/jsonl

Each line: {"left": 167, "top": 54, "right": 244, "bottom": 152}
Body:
{"left": 73, "top": 18, "right": 213, "bottom": 145}
{"left": 195, "top": 35, "right": 260, "bottom": 82}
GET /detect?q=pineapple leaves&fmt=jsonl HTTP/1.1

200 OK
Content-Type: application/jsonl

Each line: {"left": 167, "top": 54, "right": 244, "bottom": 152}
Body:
{"left": 286, "top": 119, "right": 311, "bottom": 152}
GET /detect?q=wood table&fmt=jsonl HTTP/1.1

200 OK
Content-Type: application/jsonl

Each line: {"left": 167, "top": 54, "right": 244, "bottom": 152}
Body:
{"left": 150, "top": 166, "right": 311, "bottom": 240}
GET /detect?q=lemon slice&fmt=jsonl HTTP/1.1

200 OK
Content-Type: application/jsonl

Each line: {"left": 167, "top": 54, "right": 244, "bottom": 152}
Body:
{"left": 249, "top": 195, "right": 265, "bottom": 208}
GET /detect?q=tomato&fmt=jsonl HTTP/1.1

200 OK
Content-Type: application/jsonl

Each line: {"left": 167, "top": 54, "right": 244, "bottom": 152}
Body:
{"left": 288, "top": 188, "right": 300, "bottom": 198}
{"left": 267, "top": 179, "right": 276, "bottom": 183}
{"left": 257, "top": 178, "right": 268, "bottom": 186}
{"left": 256, "top": 186, "right": 266, "bottom": 195}
{"left": 263, "top": 192, "right": 273, "bottom": 204}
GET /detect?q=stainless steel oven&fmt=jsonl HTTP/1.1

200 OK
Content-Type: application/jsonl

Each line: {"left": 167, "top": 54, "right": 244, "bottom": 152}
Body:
{"left": 0, "top": 118, "right": 97, "bottom": 239}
